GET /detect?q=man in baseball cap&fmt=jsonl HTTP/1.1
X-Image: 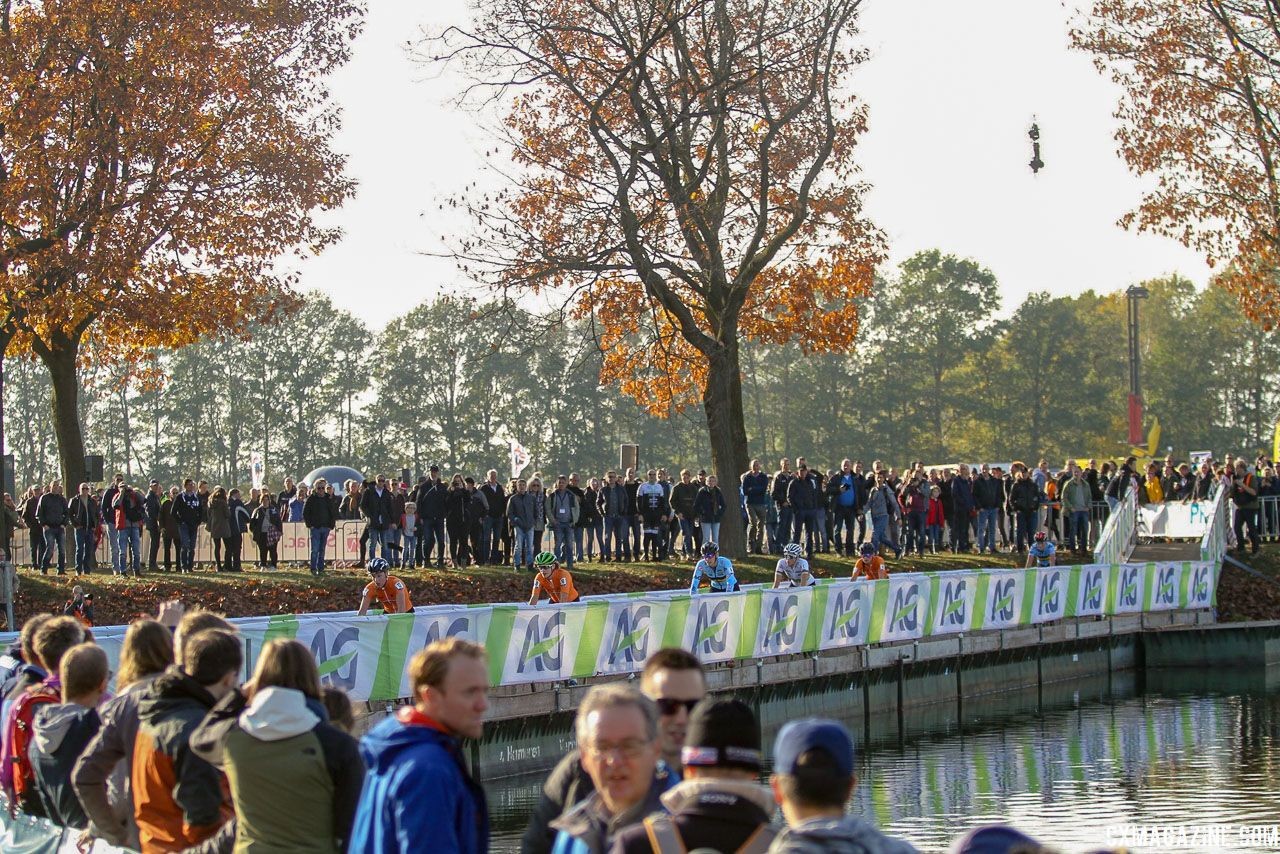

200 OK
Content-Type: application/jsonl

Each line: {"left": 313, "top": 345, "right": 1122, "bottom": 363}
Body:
{"left": 769, "top": 718, "right": 918, "bottom": 853}
{"left": 611, "top": 698, "right": 774, "bottom": 853}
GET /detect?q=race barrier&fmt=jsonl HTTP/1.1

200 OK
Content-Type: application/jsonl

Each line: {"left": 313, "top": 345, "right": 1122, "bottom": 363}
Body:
{"left": 1093, "top": 483, "right": 1138, "bottom": 566}
{"left": 18, "top": 560, "right": 1219, "bottom": 703}
{"left": 1136, "top": 500, "right": 1216, "bottom": 539}
{"left": 8, "top": 520, "right": 372, "bottom": 568}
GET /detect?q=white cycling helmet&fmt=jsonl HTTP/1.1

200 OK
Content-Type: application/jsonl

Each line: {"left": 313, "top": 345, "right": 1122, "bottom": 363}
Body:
{"left": 784, "top": 543, "right": 804, "bottom": 559}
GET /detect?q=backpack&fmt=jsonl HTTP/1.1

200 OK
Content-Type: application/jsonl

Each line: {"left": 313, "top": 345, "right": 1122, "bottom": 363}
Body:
{"left": 642, "top": 814, "right": 776, "bottom": 854}
{"left": 7, "top": 681, "right": 60, "bottom": 811}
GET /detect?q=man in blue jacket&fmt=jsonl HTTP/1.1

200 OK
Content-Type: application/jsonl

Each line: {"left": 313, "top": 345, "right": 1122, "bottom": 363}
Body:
{"left": 351, "top": 638, "right": 490, "bottom": 854}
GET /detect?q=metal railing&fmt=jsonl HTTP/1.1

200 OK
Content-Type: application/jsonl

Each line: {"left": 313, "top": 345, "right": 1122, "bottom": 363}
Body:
{"left": 1259, "top": 495, "right": 1280, "bottom": 541}
{"left": 1199, "top": 485, "right": 1230, "bottom": 563}
{"left": 1093, "top": 483, "right": 1138, "bottom": 565}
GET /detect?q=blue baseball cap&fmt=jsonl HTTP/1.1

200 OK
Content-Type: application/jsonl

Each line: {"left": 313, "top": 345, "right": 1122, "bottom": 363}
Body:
{"left": 949, "top": 826, "right": 1044, "bottom": 854}
{"left": 773, "top": 718, "right": 855, "bottom": 777}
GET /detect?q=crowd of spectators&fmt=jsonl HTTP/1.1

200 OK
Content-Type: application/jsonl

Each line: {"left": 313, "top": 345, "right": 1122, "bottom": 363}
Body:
{"left": 0, "top": 613, "right": 1110, "bottom": 854}
{"left": 0, "top": 451, "right": 1274, "bottom": 577}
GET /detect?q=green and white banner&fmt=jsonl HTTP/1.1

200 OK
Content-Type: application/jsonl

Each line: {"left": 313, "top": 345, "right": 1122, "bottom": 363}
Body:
{"left": 20, "top": 560, "right": 1219, "bottom": 702}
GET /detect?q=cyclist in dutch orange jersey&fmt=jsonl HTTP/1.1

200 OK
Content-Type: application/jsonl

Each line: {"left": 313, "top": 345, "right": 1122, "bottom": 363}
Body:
{"left": 850, "top": 542, "right": 888, "bottom": 581}
{"left": 357, "top": 558, "right": 413, "bottom": 615}
{"left": 528, "top": 551, "right": 580, "bottom": 605}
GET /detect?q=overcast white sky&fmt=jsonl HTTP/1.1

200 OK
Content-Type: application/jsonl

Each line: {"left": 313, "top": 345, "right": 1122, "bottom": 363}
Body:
{"left": 291, "top": 0, "right": 1210, "bottom": 330}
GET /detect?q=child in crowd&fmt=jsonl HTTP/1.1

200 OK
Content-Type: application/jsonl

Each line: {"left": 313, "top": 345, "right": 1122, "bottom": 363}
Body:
{"left": 926, "top": 485, "right": 945, "bottom": 555}
{"left": 851, "top": 542, "right": 888, "bottom": 581}
{"left": 400, "top": 501, "right": 418, "bottom": 569}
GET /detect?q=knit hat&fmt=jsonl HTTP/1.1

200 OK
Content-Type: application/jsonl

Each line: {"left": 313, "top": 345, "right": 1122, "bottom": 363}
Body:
{"left": 680, "top": 698, "right": 762, "bottom": 771}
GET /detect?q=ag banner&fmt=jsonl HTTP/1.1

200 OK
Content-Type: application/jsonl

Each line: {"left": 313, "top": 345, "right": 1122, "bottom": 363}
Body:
{"left": 596, "top": 597, "right": 670, "bottom": 675}
{"left": 925, "top": 572, "right": 977, "bottom": 636}
{"left": 871, "top": 574, "right": 929, "bottom": 643}
{"left": 815, "top": 581, "right": 873, "bottom": 649}
{"left": 976, "top": 570, "right": 1028, "bottom": 630}
{"left": 4, "top": 559, "right": 1222, "bottom": 702}
{"left": 754, "top": 587, "right": 815, "bottom": 657}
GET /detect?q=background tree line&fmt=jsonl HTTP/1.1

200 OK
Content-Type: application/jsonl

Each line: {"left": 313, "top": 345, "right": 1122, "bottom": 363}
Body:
{"left": 5, "top": 250, "right": 1277, "bottom": 490}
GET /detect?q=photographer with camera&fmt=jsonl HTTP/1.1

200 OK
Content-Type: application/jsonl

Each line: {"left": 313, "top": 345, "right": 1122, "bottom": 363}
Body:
{"left": 1230, "top": 459, "right": 1262, "bottom": 555}
{"left": 62, "top": 585, "right": 94, "bottom": 628}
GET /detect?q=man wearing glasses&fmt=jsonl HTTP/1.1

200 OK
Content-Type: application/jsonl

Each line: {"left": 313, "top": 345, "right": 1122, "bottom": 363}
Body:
{"left": 522, "top": 648, "right": 706, "bottom": 853}
{"left": 550, "top": 685, "right": 667, "bottom": 854}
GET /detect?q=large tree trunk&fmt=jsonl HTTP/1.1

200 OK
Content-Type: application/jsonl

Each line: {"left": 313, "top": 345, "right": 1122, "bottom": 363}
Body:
{"left": 36, "top": 331, "right": 88, "bottom": 489}
{"left": 703, "top": 341, "right": 750, "bottom": 558}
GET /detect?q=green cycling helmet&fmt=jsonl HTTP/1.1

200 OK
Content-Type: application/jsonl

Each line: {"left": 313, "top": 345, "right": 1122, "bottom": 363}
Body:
{"left": 534, "top": 551, "right": 558, "bottom": 567}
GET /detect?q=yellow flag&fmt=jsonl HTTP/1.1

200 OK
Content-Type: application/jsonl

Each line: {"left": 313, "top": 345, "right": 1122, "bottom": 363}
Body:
{"left": 1273, "top": 418, "right": 1279, "bottom": 463}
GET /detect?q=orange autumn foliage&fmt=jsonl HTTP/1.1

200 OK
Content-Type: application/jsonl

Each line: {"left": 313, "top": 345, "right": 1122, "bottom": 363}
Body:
{"left": 0, "top": 0, "right": 361, "bottom": 481}
{"left": 1073, "top": 0, "right": 1280, "bottom": 327}
{"left": 438, "top": 0, "right": 885, "bottom": 415}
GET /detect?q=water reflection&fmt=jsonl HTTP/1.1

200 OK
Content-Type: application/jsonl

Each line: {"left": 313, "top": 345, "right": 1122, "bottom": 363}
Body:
{"left": 485, "top": 666, "right": 1280, "bottom": 852}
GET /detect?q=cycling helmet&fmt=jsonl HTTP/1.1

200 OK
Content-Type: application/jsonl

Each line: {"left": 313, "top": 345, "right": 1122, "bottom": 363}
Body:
{"left": 368, "top": 557, "right": 390, "bottom": 574}
{"left": 860, "top": 543, "right": 876, "bottom": 557}
{"left": 534, "top": 551, "right": 557, "bottom": 567}
{"left": 784, "top": 543, "right": 804, "bottom": 559}
{"left": 1034, "top": 531, "right": 1048, "bottom": 543}
{"left": 702, "top": 542, "right": 719, "bottom": 556}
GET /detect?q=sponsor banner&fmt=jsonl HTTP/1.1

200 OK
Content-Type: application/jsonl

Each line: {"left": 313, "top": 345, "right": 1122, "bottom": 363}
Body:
{"left": 873, "top": 575, "right": 928, "bottom": 643}
{"left": 1109, "top": 562, "right": 1145, "bottom": 614}
{"left": 926, "top": 572, "right": 976, "bottom": 636}
{"left": 596, "top": 597, "right": 668, "bottom": 675}
{"left": 1068, "top": 564, "right": 1111, "bottom": 617}
{"left": 1183, "top": 560, "right": 1215, "bottom": 609}
{"left": 754, "top": 587, "right": 814, "bottom": 657}
{"left": 978, "top": 570, "right": 1027, "bottom": 630}
{"left": 2, "top": 560, "right": 1225, "bottom": 701}
{"left": 816, "top": 581, "right": 872, "bottom": 649}
{"left": 680, "top": 592, "right": 750, "bottom": 664}
{"left": 498, "top": 603, "right": 590, "bottom": 685}
{"left": 1138, "top": 501, "right": 1214, "bottom": 538}
{"left": 1145, "top": 562, "right": 1182, "bottom": 611}
{"left": 1032, "top": 567, "right": 1069, "bottom": 624}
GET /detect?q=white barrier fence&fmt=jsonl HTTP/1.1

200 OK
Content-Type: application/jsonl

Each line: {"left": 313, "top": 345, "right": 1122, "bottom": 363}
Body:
{"left": 9, "top": 520, "right": 373, "bottom": 568}
{"left": 1093, "top": 484, "right": 1138, "bottom": 566}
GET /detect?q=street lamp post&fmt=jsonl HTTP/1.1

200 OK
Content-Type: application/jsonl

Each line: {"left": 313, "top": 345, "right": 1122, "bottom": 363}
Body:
{"left": 1126, "top": 285, "right": 1150, "bottom": 446}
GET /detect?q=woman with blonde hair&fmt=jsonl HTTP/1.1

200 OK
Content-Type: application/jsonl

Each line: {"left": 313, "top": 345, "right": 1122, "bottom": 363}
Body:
{"left": 71, "top": 619, "right": 174, "bottom": 849}
{"left": 192, "top": 639, "right": 363, "bottom": 853}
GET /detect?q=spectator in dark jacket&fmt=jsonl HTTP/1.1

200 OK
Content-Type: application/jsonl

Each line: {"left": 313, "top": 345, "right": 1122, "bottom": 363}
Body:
{"left": 132, "top": 629, "right": 241, "bottom": 853}
{"left": 36, "top": 481, "right": 69, "bottom": 575}
{"left": 73, "top": 619, "right": 175, "bottom": 850}
{"left": 68, "top": 483, "right": 101, "bottom": 576}
{"left": 695, "top": 477, "right": 728, "bottom": 548}
{"left": 303, "top": 477, "right": 337, "bottom": 576}
{"left": 359, "top": 475, "right": 396, "bottom": 563}
{"left": 417, "top": 468, "right": 448, "bottom": 568}
{"left": 144, "top": 482, "right": 163, "bottom": 571}
{"left": 949, "top": 465, "right": 974, "bottom": 553}
{"left": 191, "top": 640, "right": 363, "bottom": 854}
{"left": 31, "top": 643, "right": 109, "bottom": 829}
{"left": 785, "top": 466, "right": 821, "bottom": 558}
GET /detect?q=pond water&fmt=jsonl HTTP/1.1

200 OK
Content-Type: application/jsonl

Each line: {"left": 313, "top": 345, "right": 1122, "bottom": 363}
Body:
{"left": 483, "top": 664, "right": 1280, "bottom": 852}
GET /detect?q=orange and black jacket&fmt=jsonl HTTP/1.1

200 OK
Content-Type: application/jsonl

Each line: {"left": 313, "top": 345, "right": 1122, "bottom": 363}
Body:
{"left": 131, "top": 667, "right": 233, "bottom": 854}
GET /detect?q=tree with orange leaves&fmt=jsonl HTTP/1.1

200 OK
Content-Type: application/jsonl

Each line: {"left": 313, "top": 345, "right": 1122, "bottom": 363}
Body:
{"left": 431, "top": 0, "right": 884, "bottom": 555}
{"left": 0, "top": 0, "right": 361, "bottom": 487}
{"left": 1073, "top": 0, "right": 1280, "bottom": 327}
